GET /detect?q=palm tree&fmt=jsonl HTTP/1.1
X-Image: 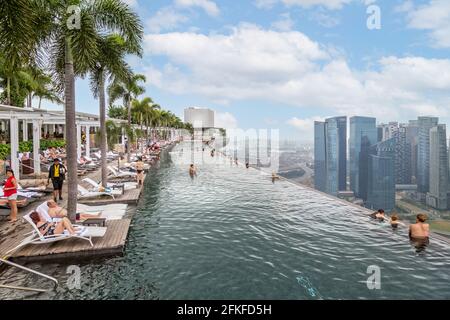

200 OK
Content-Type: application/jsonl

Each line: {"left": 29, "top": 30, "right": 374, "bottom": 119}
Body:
{"left": 22, "top": 0, "right": 143, "bottom": 221}
{"left": 0, "top": 0, "right": 44, "bottom": 105}
{"left": 28, "top": 67, "right": 62, "bottom": 109}
{"left": 90, "top": 33, "right": 142, "bottom": 187}
{"left": 108, "top": 73, "right": 146, "bottom": 161}
{"left": 131, "top": 97, "right": 154, "bottom": 130}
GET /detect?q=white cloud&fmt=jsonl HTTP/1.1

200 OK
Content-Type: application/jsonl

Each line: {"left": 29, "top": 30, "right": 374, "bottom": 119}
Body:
{"left": 143, "top": 24, "right": 450, "bottom": 124}
{"left": 215, "top": 112, "right": 238, "bottom": 129}
{"left": 309, "top": 10, "right": 341, "bottom": 27}
{"left": 271, "top": 13, "right": 295, "bottom": 31}
{"left": 404, "top": 0, "right": 450, "bottom": 48}
{"left": 175, "top": 0, "right": 220, "bottom": 16}
{"left": 147, "top": 7, "right": 189, "bottom": 33}
{"left": 255, "top": 0, "right": 354, "bottom": 10}
{"left": 287, "top": 116, "right": 325, "bottom": 139}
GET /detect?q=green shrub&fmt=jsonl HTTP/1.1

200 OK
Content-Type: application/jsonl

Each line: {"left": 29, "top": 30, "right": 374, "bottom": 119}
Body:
{"left": 40, "top": 139, "right": 66, "bottom": 150}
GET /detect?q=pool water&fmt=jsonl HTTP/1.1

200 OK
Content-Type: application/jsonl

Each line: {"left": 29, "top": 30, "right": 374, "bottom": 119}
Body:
{"left": 1, "top": 142, "right": 450, "bottom": 300}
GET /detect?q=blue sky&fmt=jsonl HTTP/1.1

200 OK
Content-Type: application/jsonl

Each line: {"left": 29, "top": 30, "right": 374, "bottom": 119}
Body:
{"left": 47, "top": 0, "right": 450, "bottom": 141}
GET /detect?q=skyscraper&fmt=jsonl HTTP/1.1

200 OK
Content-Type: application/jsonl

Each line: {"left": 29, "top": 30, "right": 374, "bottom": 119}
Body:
{"left": 417, "top": 116, "right": 439, "bottom": 194}
{"left": 314, "top": 116, "right": 347, "bottom": 196}
{"left": 378, "top": 122, "right": 399, "bottom": 142}
{"left": 407, "top": 120, "right": 419, "bottom": 183}
{"left": 426, "top": 125, "right": 449, "bottom": 210}
{"left": 394, "top": 124, "right": 412, "bottom": 185}
{"left": 367, "top": 138, "right": 396, "bottom": 212}
{"left": 314, "top": 121, "right": 327, "bottom": 193}
{"left": 349, "top": 116, "right": 377, "bottom": 200}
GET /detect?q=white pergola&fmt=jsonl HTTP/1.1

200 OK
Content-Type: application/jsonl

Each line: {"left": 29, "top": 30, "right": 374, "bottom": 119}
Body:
{"left": 0, "top": 105, "right": 126, "bottom": 179}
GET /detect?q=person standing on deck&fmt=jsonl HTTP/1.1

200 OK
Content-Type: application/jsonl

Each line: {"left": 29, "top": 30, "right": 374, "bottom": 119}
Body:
{"left": 3, "top": 168, "right": 18, "bottom": 222}
{"left": 136, "top": 157, "right": 145, "bottom": 186}
{"left": 48, "top": 158, "right": 66, "bottom": 202}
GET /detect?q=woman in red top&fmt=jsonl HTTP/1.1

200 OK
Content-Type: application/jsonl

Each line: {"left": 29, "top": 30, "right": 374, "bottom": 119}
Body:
{"left": 4, "top": 168, "right": 18, "bottom": 222}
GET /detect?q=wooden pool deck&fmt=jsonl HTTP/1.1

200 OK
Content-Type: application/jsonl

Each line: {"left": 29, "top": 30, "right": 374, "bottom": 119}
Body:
{"left": 0, "top": 219, "right": 131, "bottom": 263}
{"left": 77, "top": 183, "right": 144, "bottom": 206}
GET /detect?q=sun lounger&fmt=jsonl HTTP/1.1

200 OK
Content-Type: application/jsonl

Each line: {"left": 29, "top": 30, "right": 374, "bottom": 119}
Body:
{"left": 81, "top": 178, "right": 124, "bottom": 195}
{"left": 108, "top": 166, "right": 137, "bottom": 178}
{"left": 83, "top": 178, "right": 137, "bottom": 191}
{"left": 77, "top": 185, "right": 115, "bottom": 200}
{"left": 5, "top": 212, "right": 107, "bottom": 255}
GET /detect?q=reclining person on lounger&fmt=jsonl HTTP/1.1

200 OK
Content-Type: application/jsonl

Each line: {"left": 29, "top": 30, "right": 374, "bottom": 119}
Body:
{"left": 47, "top": 200, "right": 101, "bottom": 221}
{"left": 30, "top": 211, "right": 76, "bottom": 236}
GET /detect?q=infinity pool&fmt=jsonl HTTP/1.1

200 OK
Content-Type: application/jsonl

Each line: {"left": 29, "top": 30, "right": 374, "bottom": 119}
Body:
{"left": 2, "top": 142, "right": 450, "bottom": 299}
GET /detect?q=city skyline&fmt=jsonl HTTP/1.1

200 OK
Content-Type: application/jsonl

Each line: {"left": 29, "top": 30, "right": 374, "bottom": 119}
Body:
{"left": 314, "top": 114, "right": 450, "bottom": 212}
{"left": 38, "top": 0, "right": 450, "bottom": 140}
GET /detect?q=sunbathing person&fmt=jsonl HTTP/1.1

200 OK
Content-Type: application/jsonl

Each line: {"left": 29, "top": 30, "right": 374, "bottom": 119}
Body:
{"left": 189, "top": 164, "right": 197, "bottom": 177}
{"left": 47, "top": 200, "right": 101, "bottom": 221}
{"left": 29, "top": 211, "right": 77, "bottom": 236}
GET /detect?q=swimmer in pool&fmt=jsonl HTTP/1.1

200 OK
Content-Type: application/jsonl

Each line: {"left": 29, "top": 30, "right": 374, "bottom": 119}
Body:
{"left": 370, "top": 209, "right": 386, "bottom": 222}
{"left": 409, "top": 214, "right": 430, "bottom": 253}
{"left": 246, "top": 163, "right": 250, "bottom": 169}
{"left": 271, "top": 172, "right": 280, "bottom": 183}
{"left": 409, "top": 214, "right": 429, "bottom": 240}
{"left": 189, "top": 164, "right": 197, "bottom": 177}
{"left": 390, "top": 213, "right": 400, "bottom": 229}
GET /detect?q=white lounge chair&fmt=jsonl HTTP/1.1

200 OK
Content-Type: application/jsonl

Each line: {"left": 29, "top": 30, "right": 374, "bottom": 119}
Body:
{"left": 108, "top": 166, "right": 137, "bottom": 178}
{"left": 5, "top": 212, "right": 107, "bottom": 255}
{"left": 77, "top": 185, "right": 115, "bottom": 200}
{"left": 83, "top": 178, "right": 137, "bottom": 192}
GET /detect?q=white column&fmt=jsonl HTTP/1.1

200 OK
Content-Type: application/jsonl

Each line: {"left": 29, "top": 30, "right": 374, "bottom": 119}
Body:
{"left": 51, "top": 124, "right": 56, "bottom": 136}
{"left": 32, "top": 119, "right": 41, "bottom": 175}
{"left": 85, "top": 125, "right": 90, "bottom": 156}
{"left": 77, "top": 123, "right": 82, "bottom": 159}
{"left": 10, "top": 116, "right": 20, "bottom": 179}
{"left": 23, "top": 121, "right": 28, "bottom": 141}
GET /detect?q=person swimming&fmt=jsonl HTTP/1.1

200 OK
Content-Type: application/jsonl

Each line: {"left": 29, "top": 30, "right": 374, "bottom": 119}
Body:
{"left": 370, "top": 209, "right": 385, "bottom": 222}
{"left": 409, "top": 214, "right": 430, "bottom": 253}
{"left": 189, "top": 164, "right": 197, "bottom": 177}
{"left": 246, "top": 163, "right": 250, "bottom": 169}
{"left": 271, "top": 172, "right": 280, "bottom": 183}
{"left": 390, "top": 213, "right": 400, "bottom": 229}
{"left": 409, "top": 214, "right": 429, "bottom": 240}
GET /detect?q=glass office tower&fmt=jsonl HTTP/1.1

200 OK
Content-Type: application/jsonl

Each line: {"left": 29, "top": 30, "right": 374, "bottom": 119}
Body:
{"left": 417, "top": 117, "right": 439, "bottom": 194}
{"left": 314, "top": 121, "right": 327, "bottom": 193}
{"left": 349, "top": 116, "right": 377, "bottom": 200}
{"left": 367, "top": 138, "right": 396, "bottom": 212}
{"left": 314, "top": 117, "right": 347, "bottom": 196}
{"left": 426, "top": 125, "right": 449, "bottom": 210}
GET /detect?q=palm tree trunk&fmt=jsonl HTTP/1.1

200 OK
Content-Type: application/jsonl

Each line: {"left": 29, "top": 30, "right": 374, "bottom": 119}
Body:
{"left": 64, "top": 36, "right": 78, "bottom": 222}
{"left": 127, "top": 97, "right": 131, "bottom": 162}
{"left": 98, "top": 70, "right": 108, "bottom": 188}
{"left": 6, "top": 77, "right": 11, "bottom": 105}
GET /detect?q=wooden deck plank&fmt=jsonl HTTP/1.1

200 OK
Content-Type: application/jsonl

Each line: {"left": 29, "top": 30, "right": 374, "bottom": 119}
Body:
{"left": 1, "top": 220, "right": 132, "bottom": 263}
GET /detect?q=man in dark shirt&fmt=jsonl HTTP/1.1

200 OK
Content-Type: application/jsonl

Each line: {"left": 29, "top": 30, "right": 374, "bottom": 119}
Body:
{"left": 47, "top": 158, "right": 67, "bottom": 202}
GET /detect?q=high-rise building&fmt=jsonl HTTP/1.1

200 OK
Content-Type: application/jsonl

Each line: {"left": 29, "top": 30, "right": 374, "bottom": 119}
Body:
{"left": 367, "top": 138, "right": 396, "bottom": 212}
{"left": 407, "top": 120, "right": 419, "bottom": 183}
{"left": 349, "top": 116, "right": 377, "bottom": 200}
{"left": 314, "top": 121, "right": 327, "bottom": 193}
{"left": 417, "top": 116, "right": 439, "bottom": 194}
{"left": 314, "top": 116, "right": 347, "bottom": 196}
{"left": 394, "top": 124, "right": 412, "bottom": 185}
{"left": 378, "top": 122, "right": 399, "bottom": 142}
{"left": 426, "top": 125, "right": 449, "bottom": 210}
